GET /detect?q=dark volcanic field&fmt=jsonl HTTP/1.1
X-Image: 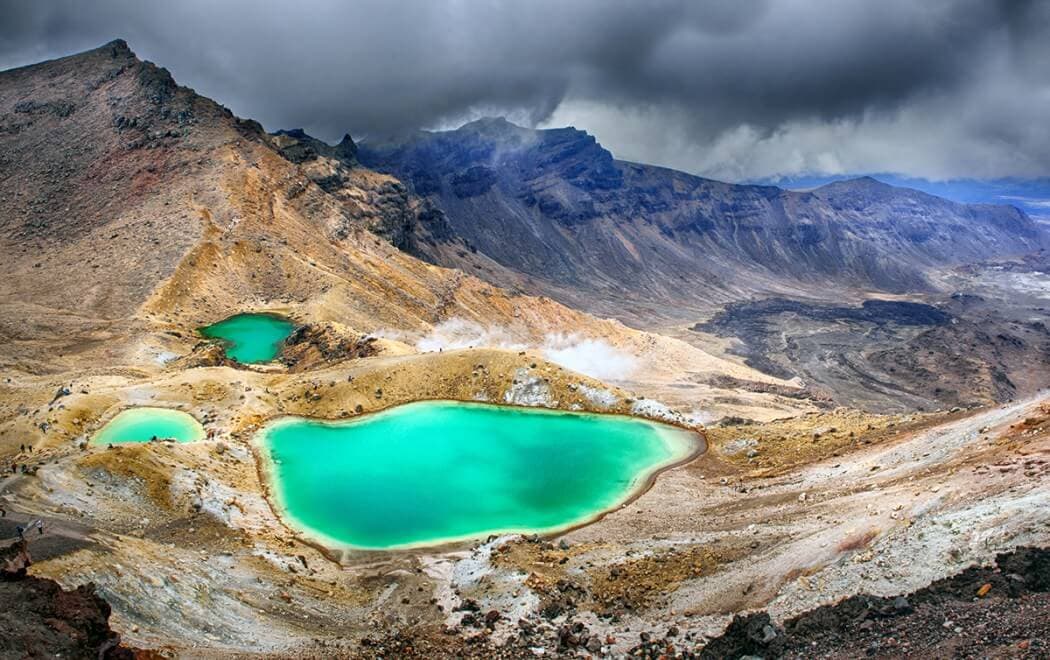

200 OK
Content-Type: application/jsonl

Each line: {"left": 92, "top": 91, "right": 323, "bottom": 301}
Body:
{"left": 693, "top": 279, "right": 1050, "bottom": 413}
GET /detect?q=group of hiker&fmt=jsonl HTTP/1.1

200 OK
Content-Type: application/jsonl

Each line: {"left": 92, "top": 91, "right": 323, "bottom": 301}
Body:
{"left": 15, "top": 519, "right": 44, "bottom": 540}
{"left": 9, "top": 443, "right": 37, "bottom": 475}
{"left": 3, "top": 446, "right": 44, "bottom": 541}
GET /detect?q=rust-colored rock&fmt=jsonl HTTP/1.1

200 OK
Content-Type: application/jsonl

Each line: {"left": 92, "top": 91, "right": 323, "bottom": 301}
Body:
{"left": 1, "top": 538, "right": 32, "bottom": 578}
{"left": 280, "top": 321, "right": 379, "bottom": 372}
{"left": 0, "top": 536, "right": 136, "bottom": 658}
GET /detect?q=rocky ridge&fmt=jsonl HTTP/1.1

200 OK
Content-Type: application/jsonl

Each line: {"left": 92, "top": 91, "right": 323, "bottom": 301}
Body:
{"left": 359, "top": 118, "right": 1047, "bottom": 322}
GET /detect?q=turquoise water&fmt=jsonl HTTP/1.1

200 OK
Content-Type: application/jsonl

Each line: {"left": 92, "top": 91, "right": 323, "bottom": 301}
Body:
{"left": 199, "top": 313, "right": 295, "bottom": 363}
{"left": 92, "top": 407, "right": 206, "bottom": 445}
{"left": 256, "top": 401, "right": 698, "bottom": 550}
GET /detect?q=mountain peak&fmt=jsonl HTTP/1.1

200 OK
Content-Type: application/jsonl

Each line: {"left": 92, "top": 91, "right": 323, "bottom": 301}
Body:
{"left": 449, "top": 118, "right": 604, "bottom": 156}
{"left": 812, "top": 175, "right": 898, "bottom": 196}
{"left": 274, "top": 127, "right": 310, "bottom": 140}
{"left": 455, "top": 116, "right": 534, "bottom": 140}
{"left": 830, "top": 175, "right": 887, "bottom": 188}
{"left": 271, "top": 127, "right": 358, "bottom": 165}
{"left": 64, "top": 38, "right": 136, "bottom": 63}
{"left": 460, "top": 116, "right": 517, "bottom": 130}
{"left": 102, "top": 38, "right": 133, "bottom": 56}
{"left": 0, "top": 38, "right": 138, "bottom": 80}
{"left": 65, "top": 38, "right": 139, "bottom": 68}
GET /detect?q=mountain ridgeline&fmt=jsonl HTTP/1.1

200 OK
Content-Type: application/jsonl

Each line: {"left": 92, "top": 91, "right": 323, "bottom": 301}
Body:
{"left": 358, "top": 118, "right": 1047, "bottom": 321}
{"left": 0, "top": 39, "right": 667, "bottom": 373}
{"left": 1, "top": 37, "right": 1043, "bottom": 352}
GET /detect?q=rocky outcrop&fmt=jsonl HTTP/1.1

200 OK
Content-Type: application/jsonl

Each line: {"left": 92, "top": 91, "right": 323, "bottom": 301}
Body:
{"left": 1, "top": 538, "right": 32, "bottom": 578}
{"left": 268, "top": 128, "right": 458, "bottom": 251}
{"left": 270, "top": 128, "right": 357, "bottom": 167}
{"left": 503, "top": 367, "right": 555, "bottom": 407}
{"left": 280, "top": 321, "right": 379, "bottom": 372}
{"left": 173, "top": 341, "right": 235, "bottom": 369}
{"left": 1, "top": 538, "right": 133, "bottom": 658}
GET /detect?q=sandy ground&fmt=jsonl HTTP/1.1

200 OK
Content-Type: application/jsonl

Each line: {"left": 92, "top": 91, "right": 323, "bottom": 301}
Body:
{"left": 2, "top": 346, "right": 1045, "bottom": 655}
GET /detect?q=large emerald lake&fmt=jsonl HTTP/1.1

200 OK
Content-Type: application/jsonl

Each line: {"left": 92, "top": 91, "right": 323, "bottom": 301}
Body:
{"left": 199, "top": 313, "right": 295, "bottom": 363}
{"left": 255, "top": 401, "right": 699, "bottom": 550}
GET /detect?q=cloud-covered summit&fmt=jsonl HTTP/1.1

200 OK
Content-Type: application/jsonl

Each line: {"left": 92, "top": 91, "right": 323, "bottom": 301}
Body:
{"left": 2, "top": 0, "right": 1047, "bottom": 181}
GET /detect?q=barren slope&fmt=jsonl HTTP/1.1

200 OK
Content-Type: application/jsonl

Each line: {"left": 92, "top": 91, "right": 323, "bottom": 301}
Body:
{"left": 0, "top": 40, "right": 779, "bottom": 414}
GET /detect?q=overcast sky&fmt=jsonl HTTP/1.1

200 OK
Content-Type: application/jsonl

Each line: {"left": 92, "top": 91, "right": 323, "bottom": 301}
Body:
{"left": 2, "top": 0, "right": 1048, "bottom": 182}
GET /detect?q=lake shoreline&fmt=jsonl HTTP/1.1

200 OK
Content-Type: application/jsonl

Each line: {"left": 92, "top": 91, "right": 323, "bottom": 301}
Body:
{"left": 251, "top": 400, "right": 706, "bottom": 559}
{"left": 90, "top": 406, "right": 206, "bottom": 445}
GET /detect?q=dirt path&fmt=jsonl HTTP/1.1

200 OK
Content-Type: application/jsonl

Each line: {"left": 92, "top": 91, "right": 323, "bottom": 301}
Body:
{"left": 0, "top": 510, "right": 100, "bottom": 562}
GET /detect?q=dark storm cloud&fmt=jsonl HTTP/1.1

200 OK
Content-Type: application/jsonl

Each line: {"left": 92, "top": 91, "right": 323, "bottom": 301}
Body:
{"left": 1, "top": 0, "right": 1048, "bottom": 180}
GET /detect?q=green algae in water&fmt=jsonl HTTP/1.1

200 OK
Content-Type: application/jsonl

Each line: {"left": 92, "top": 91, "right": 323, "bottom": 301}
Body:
{"left": 199, "top": 313, "right": 295, "bottom": 363}
{"left": 92, "top": 407, "right": 205, "bottom": 445}
{"left": 256, "top": 401, "right": 698, "bottom": 550}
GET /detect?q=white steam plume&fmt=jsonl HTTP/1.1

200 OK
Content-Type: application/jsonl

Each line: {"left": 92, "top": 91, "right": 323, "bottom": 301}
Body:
{"left": 541, "top": 333, "right": 637, "bottom": 381}
{"left": 402, "top": 319, "right": 638, "bottom": 381}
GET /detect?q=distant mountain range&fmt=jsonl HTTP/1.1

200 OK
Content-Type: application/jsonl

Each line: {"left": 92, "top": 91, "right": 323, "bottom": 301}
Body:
{"left": 2, "top": 38, "right": 1044, "bottom": 339}
{"left": 752, "top": 174, "right": 1050, "bottom": 220}
{"left": 358, "top": 118, "right": 1048, "bottom": 323}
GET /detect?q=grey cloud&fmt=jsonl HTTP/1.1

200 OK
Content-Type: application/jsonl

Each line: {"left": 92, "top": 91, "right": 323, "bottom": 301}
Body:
{"left": 0, "top": 0, "right": 1047, "bottom": 180}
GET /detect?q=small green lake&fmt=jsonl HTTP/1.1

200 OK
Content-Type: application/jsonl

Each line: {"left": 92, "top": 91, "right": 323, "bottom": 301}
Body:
{"left": 199, "top": 313, "right": 295, "bottom": 363}
{"left": 92, "top": 407, "right": 206, "bottom": 445}
{"left": 255, "top": 401, "right": 699, "bottom": 550}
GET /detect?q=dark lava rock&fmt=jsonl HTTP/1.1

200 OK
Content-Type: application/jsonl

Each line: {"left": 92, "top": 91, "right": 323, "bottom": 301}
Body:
{"left": 484, "top": 610, "right": 501, "bottom": 629}
{"left": 584, "top": 634, "right": 603, "bottom": 653}
{"left": 280, "top": 322, "right": 378, "bottom": 372}
{"left": 454, "top": 598, "right": 481, "bottom": 612}
{"left": 460, "top": 613, "right": 479, "bottom": 628}
{"left": 557, "top": 621, "right": 591, "bottom": 651}
{"left": 1, "top": 538, "right": 32, "bottom": 578}
{"left": 0, "top": 539, "right": 135, "bottom": 658}
{"left": 698, "top": 612, "right": 784, "bottom": 659}
{"left": 451, "top": 165, "right": 497, "bottom": 198}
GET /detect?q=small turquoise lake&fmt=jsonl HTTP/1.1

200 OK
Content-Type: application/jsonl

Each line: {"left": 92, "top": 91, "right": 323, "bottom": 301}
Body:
{"left": 255, "top": 401, "right": 699, "bottom": 550}
{"left": 92, "top": 407, "right": 205, "bottom": 445}
{"left": 199, "top": 313, "right": 295, "bottom": 363}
